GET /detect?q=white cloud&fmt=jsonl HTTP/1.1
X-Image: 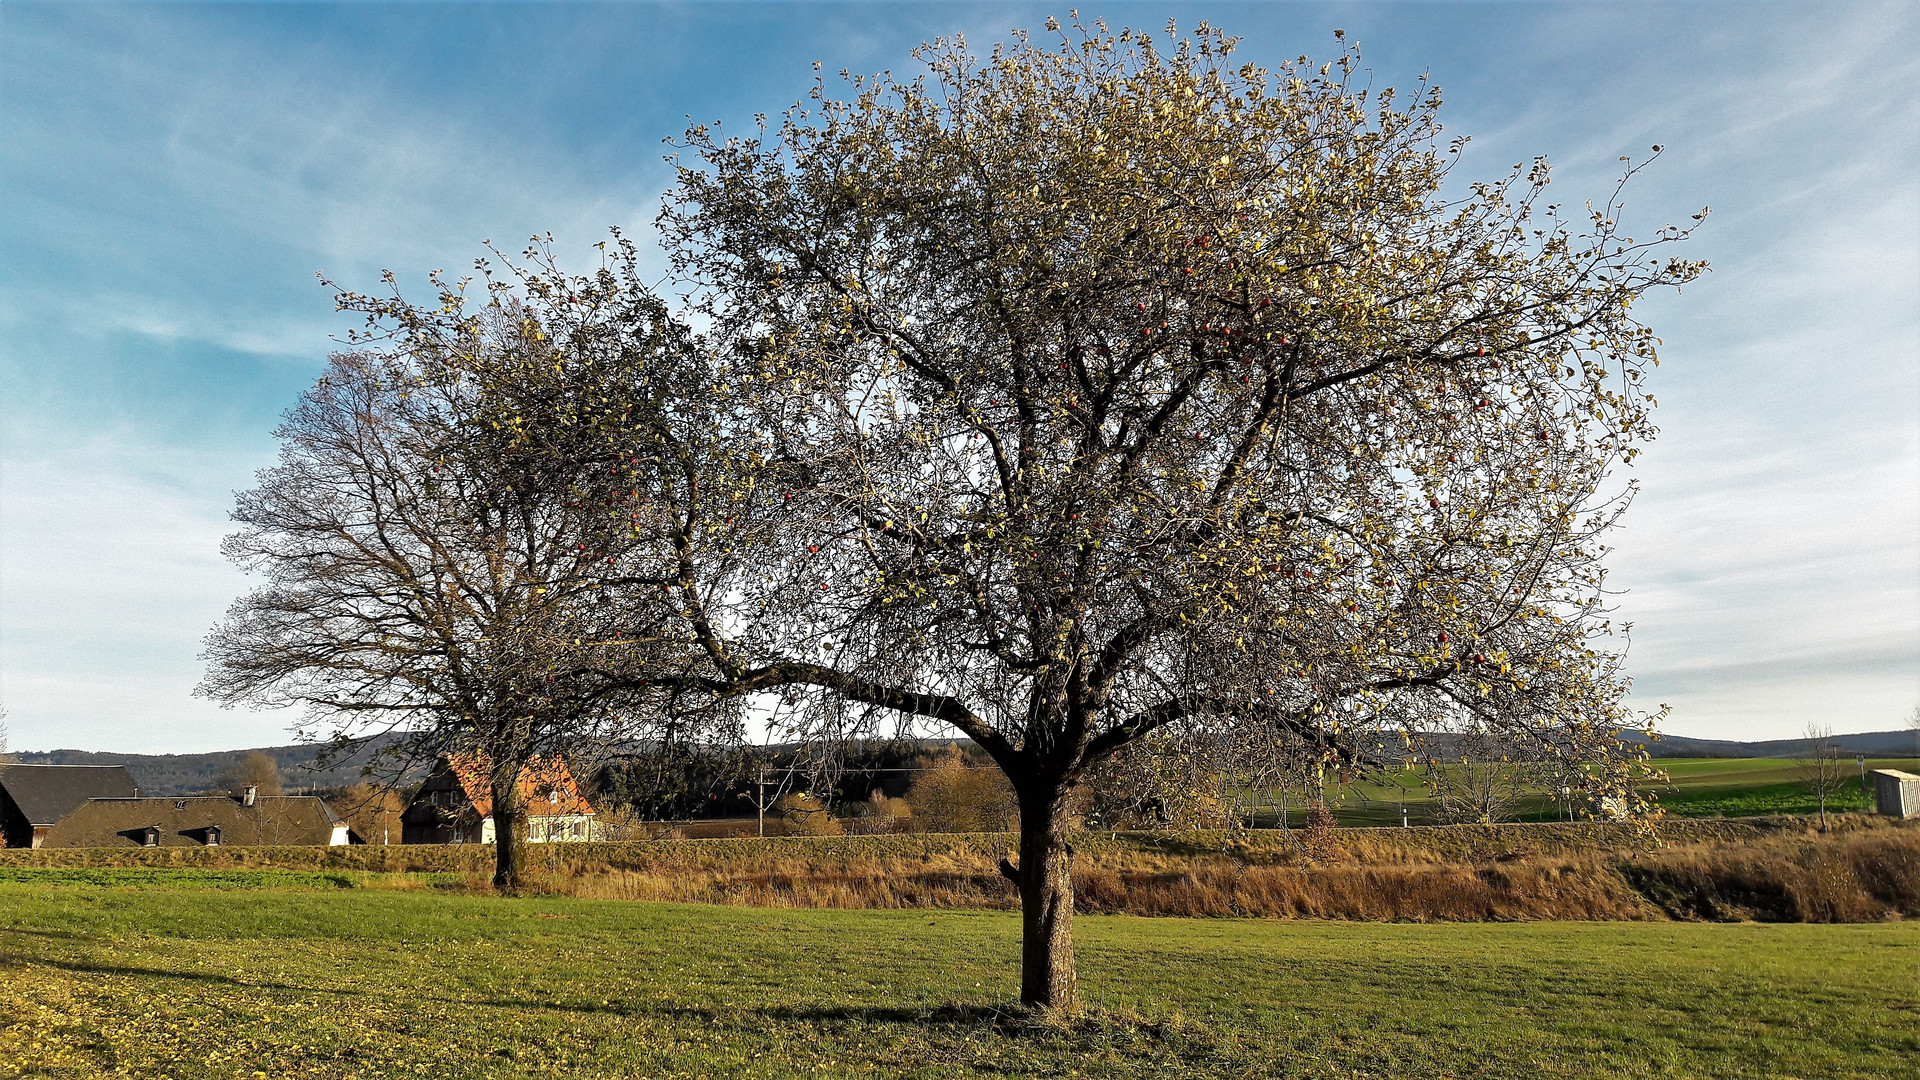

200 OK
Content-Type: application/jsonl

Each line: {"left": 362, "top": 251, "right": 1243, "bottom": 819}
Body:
{"left": 0, "top": 434, "right": 300, "bottom": 753}
{"left": 1, "top": 3, "right": 1915, "bottom": 752}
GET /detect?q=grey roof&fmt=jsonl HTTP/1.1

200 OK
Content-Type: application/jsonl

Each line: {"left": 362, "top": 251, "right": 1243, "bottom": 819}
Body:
{"left": 0, "top": 764, "right": 139, "bottom": 825}
{"left": 43, "top": 795, "right": 352, "bottom": 848}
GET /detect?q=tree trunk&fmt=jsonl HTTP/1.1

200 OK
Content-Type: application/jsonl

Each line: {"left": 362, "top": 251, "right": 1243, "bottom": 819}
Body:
{"left": 491, "top": 765, "right": 526, "bottom": 893}
{"left": 1010, "top": 788, "right": 1077, "bottom": 1012}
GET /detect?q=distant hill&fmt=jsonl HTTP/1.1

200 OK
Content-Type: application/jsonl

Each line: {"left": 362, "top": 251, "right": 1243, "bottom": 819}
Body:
{"left": 1621, "top": 729, "right": 1918, "bottom": 759}
{"left": 15, "top": 728, "right": 1914, "bottom": 795}
{"left": 12, "top": 735, "right": 416, "bottom": 796}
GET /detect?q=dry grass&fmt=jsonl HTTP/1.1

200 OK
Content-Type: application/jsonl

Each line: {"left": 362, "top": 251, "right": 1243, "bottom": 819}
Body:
{"left": 7, "top": 815, "right": 1915, "bottom": 924}
{"left": 514, "top": 818, "right": 1917, "bottom": 924}
{"left": 532, "top": 850, "right": 1661, "bottom": 921}
{"left": 1621, "top": 826, "right": 1920, "bottom": 922}
{"left": 1074, "top": 858, "right": 1658, "bottom": 920}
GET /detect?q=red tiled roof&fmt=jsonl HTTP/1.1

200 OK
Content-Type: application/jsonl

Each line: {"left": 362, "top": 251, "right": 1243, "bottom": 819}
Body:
{"left": 443, "top": 754, "right": 595, "bottom": 818}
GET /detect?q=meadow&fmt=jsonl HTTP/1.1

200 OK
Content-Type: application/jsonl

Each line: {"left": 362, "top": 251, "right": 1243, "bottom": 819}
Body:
{"left": 5, "top": 817, "right": 1917, "bottom": 924}
{"left": 2, "top": 870, "right": 1917, "bottom": 1080}
{"left": 4, "top": 777, "right": 1916, "bottom": 1077}
{"left": 1290, "top": 756, "right": 1920, "bottom": 827}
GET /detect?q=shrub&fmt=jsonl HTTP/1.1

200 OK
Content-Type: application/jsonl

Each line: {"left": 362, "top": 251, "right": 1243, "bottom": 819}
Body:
{"left": 904, "top": 748, "right": 1015, "bottom": 833}
{"left": 1080, "top": 735, "right": 1234, "bottom": 830}
{"left": 774, "top": 793, "right": 843, "bottom": 836}
{"left": 1300, "top": 800, "right": 1340, "bottom": 862}
{"left": 847, "top": 790, "right": 913, "bottom": 835}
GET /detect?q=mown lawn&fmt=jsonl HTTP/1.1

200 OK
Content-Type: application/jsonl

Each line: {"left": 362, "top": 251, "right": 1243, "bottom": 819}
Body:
{"left": 1, "top": 871, "right": 1916, "bottom": 1079}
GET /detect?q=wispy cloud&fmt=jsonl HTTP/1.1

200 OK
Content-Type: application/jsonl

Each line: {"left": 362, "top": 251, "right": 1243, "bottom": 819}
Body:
{"left": 1, "top": 6, "right": 676, "bottom": 751}
{"left": 1410, "top": 3, "right": 1920, "bottom": 738}
{"left": 0, "top": 433, "right": 268, "bottom": 752}
{"left": 0, "top": 2, "right": 1914, "bottom": 751}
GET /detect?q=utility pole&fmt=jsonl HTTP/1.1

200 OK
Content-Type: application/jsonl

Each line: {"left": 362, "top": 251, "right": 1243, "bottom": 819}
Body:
{"left": 756, "top": 766, "right": 770, "bottom": 838}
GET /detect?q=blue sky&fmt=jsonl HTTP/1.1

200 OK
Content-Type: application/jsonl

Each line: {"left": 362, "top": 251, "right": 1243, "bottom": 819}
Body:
{"left": 1, "top": 2, "right": 1915, "bottom": 754}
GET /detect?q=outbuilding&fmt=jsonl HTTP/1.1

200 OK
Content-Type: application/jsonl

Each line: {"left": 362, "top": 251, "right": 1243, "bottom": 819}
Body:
{"left": 1871, "top": 769, "right": 1920, "bottom": 819}
{"left": 0, "top": 764, "right": 140, "bottom": 847}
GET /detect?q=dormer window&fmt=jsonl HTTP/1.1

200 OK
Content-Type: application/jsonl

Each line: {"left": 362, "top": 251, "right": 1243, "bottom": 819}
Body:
{"left": 143, "top": 826, "right": 160, "bottom": 847}
{"left": 205, "top": 825, "right": 221, "bottom": 846}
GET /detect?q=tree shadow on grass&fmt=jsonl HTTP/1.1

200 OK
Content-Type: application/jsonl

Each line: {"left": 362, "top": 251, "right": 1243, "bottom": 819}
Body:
{"left": 733, "top": 1001, "right": 1237, "bottom": 1070}
{"left": 12, "top": 953, "right": 630, "bottom": 1016}
{"left": 0, "top": 926, "right": 90, "bottom": 941}
{"left": 16, "top": 954, "right": 361, "bottom": 997}
{"left": 745, "top": 1000, "right": 1211, "bottom": 1044}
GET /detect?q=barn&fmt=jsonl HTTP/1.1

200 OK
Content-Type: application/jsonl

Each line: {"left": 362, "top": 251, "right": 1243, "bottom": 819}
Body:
{"left": 38, "top": 787, "right": 356, "bottom": 847}
{"left": 0, "top": 764, "right": 139, "bottom": 847}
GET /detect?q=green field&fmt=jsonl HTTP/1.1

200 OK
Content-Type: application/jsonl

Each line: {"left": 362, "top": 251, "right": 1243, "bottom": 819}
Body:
{"left": 1296, "top": 757, "right": 1920, "bottom": 827}
{"left": 3, "top": 871, "right": 1916, "bottom": 1079}
{"left": 1645, "top": 757, "right": 1916, "bottom": 818}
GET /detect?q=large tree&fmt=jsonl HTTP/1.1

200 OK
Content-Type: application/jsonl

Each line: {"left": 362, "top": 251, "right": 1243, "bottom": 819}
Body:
{"left": 215, "top": 750, "right": 283, "bottom": 797}
{"left": 643, "top": 20, "right": 1704, "bottom": 1010}
{"left": 228, "top": 20, "right": 1705, "bottom": 1009}
{"left": 200, "top": 240, "right": 739, "bottom": 889}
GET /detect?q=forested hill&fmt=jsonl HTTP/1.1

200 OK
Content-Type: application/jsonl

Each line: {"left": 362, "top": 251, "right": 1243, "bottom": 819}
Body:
{"left": 1620, "top": 729, "right": 1918, "bottom": 759}
{"left": 13, "top": 729, "right": 1915, "bottom": 796}
{"left": 10, "top": 737, "right": 412, "bottom": 796}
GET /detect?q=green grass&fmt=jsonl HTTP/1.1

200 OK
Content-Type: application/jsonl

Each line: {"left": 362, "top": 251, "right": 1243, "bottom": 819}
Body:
{"left": 1645, "top": 757, "right": 1916, "bottom": 818}
{"left": 1283, "top": 756, "right": 1920, "bottom": 826}
{"left": 0, "top": 867, "right": 365, "bottom": 890}
{"left": 1655, "top": 781, "right": 1869, "bottom": 818}
{"left": 2, "top": 874, "right": 1916, "bottom": 1079}
{"left": 0, "top": 866, "right": 484, "bottom": 892}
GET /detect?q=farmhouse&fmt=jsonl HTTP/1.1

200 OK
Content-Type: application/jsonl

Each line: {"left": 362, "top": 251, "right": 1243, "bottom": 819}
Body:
{"left": 401, "top": 754, "right": 598, "bottom": 844}
{"left": 38, "top": 786, "right": 356, "bottom": 847}
{"left": 0, "top": 763, "right": 139, "bottom": 847}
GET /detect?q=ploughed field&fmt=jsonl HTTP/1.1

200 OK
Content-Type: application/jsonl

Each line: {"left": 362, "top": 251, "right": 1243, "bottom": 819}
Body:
{"left": 2, "top": 872, "right": 1916, "bottom": 1080}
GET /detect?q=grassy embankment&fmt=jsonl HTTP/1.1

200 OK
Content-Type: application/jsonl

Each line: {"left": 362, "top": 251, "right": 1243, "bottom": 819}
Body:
{"left": 2, "top": 874, "right": 1917, "bottom": 1080}
{"left": 5, "top": 817, "right": 1916, "bottom": 924}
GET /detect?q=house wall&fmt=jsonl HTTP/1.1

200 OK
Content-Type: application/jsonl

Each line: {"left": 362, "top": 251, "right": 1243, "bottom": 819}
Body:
{"left": 400, "top": 816, "right": 483, "bottom": 844}
{"left": 478, "top": 814, "right": 598, "bottom": 844}
{"left": 399, "top": 763, "right": 483, "bottom": 843}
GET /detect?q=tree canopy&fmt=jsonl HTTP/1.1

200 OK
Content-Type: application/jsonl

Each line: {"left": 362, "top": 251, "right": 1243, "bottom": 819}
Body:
{"left": 643, "top": 20, "right": 1704, "bottom": 1006}
{"left": 199, "top": 239, "right": 741, "bottom": 888}
{"left": 206, "top": 18, "right": 1704, "bottom": 1010}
